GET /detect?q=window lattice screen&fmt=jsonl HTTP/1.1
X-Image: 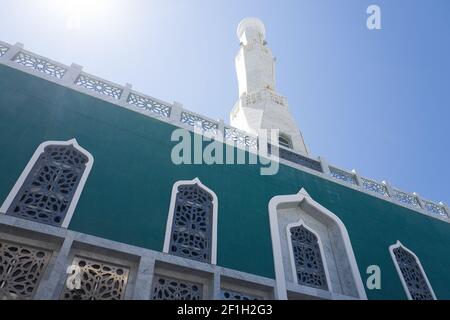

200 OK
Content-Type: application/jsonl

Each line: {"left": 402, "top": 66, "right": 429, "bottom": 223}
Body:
{"left": 151, "top": 275, "right": 203, "bottom": 300}
{"left": 0, "top": 240, "right": 51, "bottom": 300}
{"left": 169, "top": 184, "right": 213, "bottom": 263}
{"left": 6, "top": 144, "right": 88, "bottom": 226}
{"left": 393, "top": 246, "right": 434, "bottom": 300}
{"left": 290, "top": 225, "right": 328, "bottom": 290}
{"left": 220, "top": 289, "right": 261, "bottom": 300}
{"left": 61, "top": 256, "right": 129, "bottom": 300}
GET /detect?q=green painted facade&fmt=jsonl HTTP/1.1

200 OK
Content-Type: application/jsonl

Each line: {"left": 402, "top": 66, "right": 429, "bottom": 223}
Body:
{"left": 0, "top": 64, "right": 449, "bottom": 300}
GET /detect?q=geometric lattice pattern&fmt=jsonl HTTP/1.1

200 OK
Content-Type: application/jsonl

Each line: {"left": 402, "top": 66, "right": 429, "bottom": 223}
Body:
{"left": 272, "top": 145, "right": 323, "bottom": 172}
{"left": 278, "top": 135, "right": 292, "bottom": 149}
{"left": 224, "top": 127, "right": 258, "bottom": 150}
{"left": 13, "top": 52, "right": 67, "bottom": 79}
{"left": 61, "top": 257, "right": 129, "bottom": 300}
{"left": 169, "top": 184, "right": 213, "bottom": 263}
{"left": 330, "top": 167, "right": 357, "bottom": 185}
{"left": 151, "top": 275, "right": 203, "bottom": 300}
{"left": 393, "top": 246, "right": 434, "bottom": 300}
{"left": 423, "top": 201, "right": 448, "bottom": 217}
{"left": 0, "top": 240, "right": 51, "bottom": 300}
{"left": 6, "top": 144, "right": 89, "bottom": 226}
{"left": 180, "top": 112, "right": 219, "bottom": 134}
{"left": 392, "top": 189, "right": 420, "bottom": 208}
{"left": 0, "top": 45, "right": 9, "bottom": 57}
{"left": 361, "top": 177, "right": 388, "bottom": 196}
{"left": 290, "top": 225, "right": 328, "bottom": 290}
{"left": 75, "top": 74, "right": 123, "bottom": 100}
{"left": 127, "top": 93, "right": 171, "bottom": 118}
{"left": 221, "top": 289, "right": 261, "bottom": 300}
{"left": 245, "top": 91, "right": 263, "bottom": 106}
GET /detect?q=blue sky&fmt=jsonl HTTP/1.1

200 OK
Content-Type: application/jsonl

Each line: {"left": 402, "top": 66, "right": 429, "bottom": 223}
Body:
{"left": 0, "top": 0, "right": 448, "bottom": 204}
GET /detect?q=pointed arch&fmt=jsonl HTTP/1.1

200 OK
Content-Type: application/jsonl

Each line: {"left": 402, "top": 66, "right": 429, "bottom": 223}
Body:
{"left": 389, "top": 241, "right": 436, "bottom": 300}
{"left": 268, "top": 188, "right": 366, "bottom": 300}
{"left": 163, "top": 178, "right": 218, "bottom": 264}
{"left": 286, "top": 219, "right": 332, "bottom": 291}
{"left": 0, "top": 139, "right": 94, "bottom": 228}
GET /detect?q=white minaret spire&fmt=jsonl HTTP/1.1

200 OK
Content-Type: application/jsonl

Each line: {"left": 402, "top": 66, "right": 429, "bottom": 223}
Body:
{"left": 230, "top": 17, "right": 308, "bottom": 155}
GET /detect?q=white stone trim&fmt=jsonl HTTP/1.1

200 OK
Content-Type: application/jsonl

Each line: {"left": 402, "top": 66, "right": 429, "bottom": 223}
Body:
{"left": 163, "top": 178, "right": 218, "bottom": 265}
{"left": 388, "top": 241, "right": 436, "bottom": 300}
{"left": 268, "top": 188, "right": 367, "bottom": 300}
{"left": 285, "top": 219, "right": 333, "bottom": 293}
{"left": 0, "top": 139, "right": 94, "bottom": 228}
{"left": 0, "top": 214, "right": 276, "bottom": 300}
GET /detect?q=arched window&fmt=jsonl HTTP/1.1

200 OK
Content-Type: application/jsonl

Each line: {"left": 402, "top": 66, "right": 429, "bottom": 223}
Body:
{"left": 288, "top": 224, "right": 328, "bottom": 290}
{"left": 390, "top": 241, "right": 436, "bottom": 300}
{"left": 163, "top": 178, "right": 218, "bottom": 264}
{"left": 269, "top": 188, "right": 367, "bottom": 300}
{"left": 278, "top": 133, "right": 292, "bottom": 149}
{"left": 0, "top": 139, "right": 93, "bottom": 228}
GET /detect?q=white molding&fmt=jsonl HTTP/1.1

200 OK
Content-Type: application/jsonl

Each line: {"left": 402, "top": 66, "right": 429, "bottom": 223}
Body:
{"left": 389, "top": 241, "right": 437, "bottom": 300}
{"left": 285, "top": 219, "right": 333, "bottom": 293}
{"left": 0, "top": 139, "right": 94, "bottom": 228}
{"left": 163, "top": 178, "right": 218, "bottom": 265}
{"left": 268, "top": 188, "right": 367, "bottom": 300}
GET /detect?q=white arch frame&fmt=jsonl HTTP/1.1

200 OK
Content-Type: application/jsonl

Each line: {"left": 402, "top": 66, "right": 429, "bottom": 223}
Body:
{"left": 0, "top": 139, "right": 94, "bottom": 228}
{"left": 268, "top": 188, "right": 367, "bottom": 300}
{"left": 163, "top": 178, "right": 219, "bottom": 265}
{"left": 286, "top": 219, "right": 333, "bottom": 292}
{"left": 389, "top": 241, "right": 436, "bottom": 300}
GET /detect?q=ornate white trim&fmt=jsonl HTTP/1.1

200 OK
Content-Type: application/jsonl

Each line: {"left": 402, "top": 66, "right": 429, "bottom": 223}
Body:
{"left": 389, "top": 241, "right": 436, "bottom": 300}
{"left": 286, "top": 219, "right": 333, "bottom": 293}
{"left": 268, "top": 188, "right": 367, "bottom": 300}
{"left": 0, "top": 139, "right": 94, "bottom": 228}
{"left": 163, "top": 178, "right": 218, "bottom": 265}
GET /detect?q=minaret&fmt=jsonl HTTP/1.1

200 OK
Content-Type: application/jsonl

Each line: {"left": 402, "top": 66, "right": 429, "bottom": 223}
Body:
{"left": 230, "top": 18, "right": 308, "bottom": 155}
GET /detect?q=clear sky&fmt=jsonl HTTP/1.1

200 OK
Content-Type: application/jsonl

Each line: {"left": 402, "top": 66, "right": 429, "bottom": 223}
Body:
{"left": 0, "top": 0, "right": 448, "bottom": 204}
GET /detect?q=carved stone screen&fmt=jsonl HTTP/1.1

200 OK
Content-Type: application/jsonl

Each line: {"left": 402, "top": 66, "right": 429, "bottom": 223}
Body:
{"left": 61, "top": 256, "right": 129, "bottom": 300}
{"left": 151, "top": 275, "right": 203, "bottom": 300}
{"left": 393, "top": 246, "right": 434, "bottom": 300}
{"left": 290, "top": 225, "right": 328, "bottom": 290}
{"left": 169, "top": 184, "right": 213, "bottom": 263}
{"left": 0, "top": 240, "right": 51, "bottom": 300}
{"left": 221, "top": 289, "right": 261, "bottom": 300}
{"left": 6, "top": 144, "right": 88, "bottom": 226}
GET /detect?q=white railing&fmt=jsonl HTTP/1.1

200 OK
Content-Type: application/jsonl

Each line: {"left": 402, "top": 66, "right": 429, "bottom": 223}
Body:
{"left": 0, "top": 40, "right": 448, "bottom": 222}
{"left": 0, "top": 43, "right": 10, "bottom": 57}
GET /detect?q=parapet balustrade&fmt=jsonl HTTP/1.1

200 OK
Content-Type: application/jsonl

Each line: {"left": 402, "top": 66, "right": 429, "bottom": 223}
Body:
{"left": 0, "top": 44, "right": 9, "bottom": 57}
{"left": 0, "top": 40, "right": 448, "bottom": 222}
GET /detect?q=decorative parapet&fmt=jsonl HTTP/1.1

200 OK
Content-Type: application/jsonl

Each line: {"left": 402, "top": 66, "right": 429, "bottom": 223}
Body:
{"left": 391, "top": 188, "right": 421, "bottom": 208}
{"left": 422, "top": 200, "right": 448, "bottom": 218}
{"left": 0, "top": 39, "right": 447, "bottom": 224}
{"left": 127, "top": 92, "right": 172, "bottom": 118}
{"left": 242, "top": 89, "right": 287, "bottom": 107}
{"left": 329, "top": 166, "right": 357, "bottom": 185}
{"left": 0, "top": 44, "right": 9, "bottom": 57}
{"left": 180, "top": 111, "right": 219, "bottom": 134}
{"left": 269, "top": 144, "right": 322, "bottom": 172}
{"left": 361, "top": 177, "right": 389, "bottom": 197}
{"left": 224, "top": 127, "right": 258, "bottom": 150}
{"left": 12, "top": 51, "right": 67, "bottom": 79}
{"left": 75, "top": 73, "right": 123, "bottom": 100}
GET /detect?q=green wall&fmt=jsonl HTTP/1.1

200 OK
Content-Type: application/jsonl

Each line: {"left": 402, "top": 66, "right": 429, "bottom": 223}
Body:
{"left": 0, "top": 64, "right": 449, "bottom": 300}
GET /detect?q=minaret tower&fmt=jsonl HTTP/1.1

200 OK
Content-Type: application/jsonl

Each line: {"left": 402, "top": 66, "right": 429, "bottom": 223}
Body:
{"left": 230, "top": 18, "right": 308, "bottom": 155}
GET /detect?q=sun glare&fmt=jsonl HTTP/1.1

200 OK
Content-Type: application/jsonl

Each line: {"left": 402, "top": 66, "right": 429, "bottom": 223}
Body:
{"left": 66, "top": 0, "right": 109, "bottom": 16}
{"left": 46, "top": 0, "right": 112, "bottom": 30}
